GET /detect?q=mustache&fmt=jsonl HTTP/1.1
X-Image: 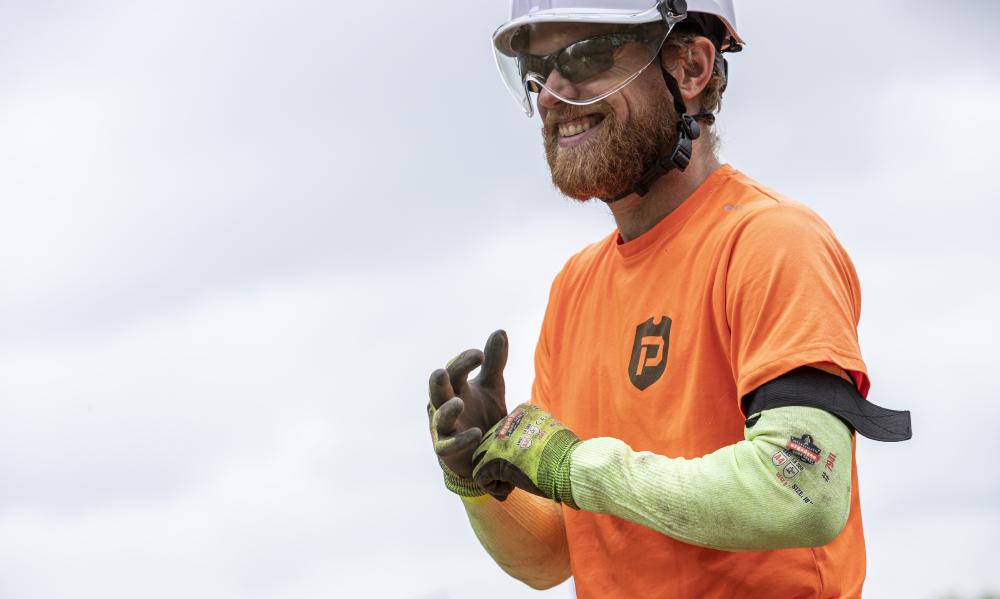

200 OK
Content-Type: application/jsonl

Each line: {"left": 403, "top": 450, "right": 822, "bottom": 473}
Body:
{"left": 543, "top": 102, "right": 613, "bottom": 129}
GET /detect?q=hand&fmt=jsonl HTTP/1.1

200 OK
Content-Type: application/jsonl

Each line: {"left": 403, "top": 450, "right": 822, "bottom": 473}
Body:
{"left": 427, "top": 330, "right": 509, "bottom": 487}
{"left": 472, "top": 403, "right": 581, "bottom": 507}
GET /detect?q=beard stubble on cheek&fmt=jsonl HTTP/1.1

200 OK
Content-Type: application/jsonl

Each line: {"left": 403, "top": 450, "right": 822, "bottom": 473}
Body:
{"left": 543, "top": 98, "right": 676, "bottom": 201}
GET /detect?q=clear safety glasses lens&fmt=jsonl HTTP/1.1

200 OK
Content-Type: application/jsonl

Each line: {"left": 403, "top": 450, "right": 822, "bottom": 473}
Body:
{"left": 493, "top": 19, "right": 670, "bottom": 116}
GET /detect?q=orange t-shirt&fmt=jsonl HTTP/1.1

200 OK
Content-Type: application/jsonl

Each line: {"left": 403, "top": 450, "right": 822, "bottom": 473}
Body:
{"left": 532, "top": 165, "right": 868, "bottom": 598}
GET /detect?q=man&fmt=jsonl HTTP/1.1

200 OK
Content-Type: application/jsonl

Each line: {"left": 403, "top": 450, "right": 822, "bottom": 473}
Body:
{"left": 426, "top": 1, "right": 911, "bottom": 597}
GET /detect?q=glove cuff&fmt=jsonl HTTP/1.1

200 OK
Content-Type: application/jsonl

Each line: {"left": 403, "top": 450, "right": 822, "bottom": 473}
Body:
{"left": 537, "top": 428, "right": 581, "bottom": 509}
{"left": 440, "top": 459, "right": 487, "bottom": 497}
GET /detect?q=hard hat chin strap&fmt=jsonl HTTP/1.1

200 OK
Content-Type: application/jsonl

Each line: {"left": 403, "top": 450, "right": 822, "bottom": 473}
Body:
{"left": 602, "top": 0, "right": 705, "bottom": 204}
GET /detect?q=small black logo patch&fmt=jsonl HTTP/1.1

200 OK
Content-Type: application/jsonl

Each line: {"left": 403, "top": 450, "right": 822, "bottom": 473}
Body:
{"left": 628, "top": 316, "right": 672, "bottom": 390}
{"left": 786, "top": 434, "right": 822, "bottom": 465}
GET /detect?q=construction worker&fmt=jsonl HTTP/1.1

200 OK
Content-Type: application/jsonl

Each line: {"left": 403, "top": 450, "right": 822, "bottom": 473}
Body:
{"left": 426, "top": 1, "right": 912, "bottom": 596}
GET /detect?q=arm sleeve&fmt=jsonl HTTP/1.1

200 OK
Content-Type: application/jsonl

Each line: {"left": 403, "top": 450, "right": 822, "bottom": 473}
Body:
{"left": 460, "top": 489, "right": 571, "bottom": 589}
{"left": 569, "top": 405, "right": 853, "bottom": 551}
{"left": 726, "top": 204, "right": 870, "bottom": 400}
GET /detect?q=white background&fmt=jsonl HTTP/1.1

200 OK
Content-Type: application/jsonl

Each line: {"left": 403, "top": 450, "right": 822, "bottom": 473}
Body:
{"left": 1, "top": 1, "right": 997, "bottom": 598}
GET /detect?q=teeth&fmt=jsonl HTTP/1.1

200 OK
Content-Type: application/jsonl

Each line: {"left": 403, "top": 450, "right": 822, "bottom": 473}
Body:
{"left": 558, "top": 117, "right": 598, "bottom": 138}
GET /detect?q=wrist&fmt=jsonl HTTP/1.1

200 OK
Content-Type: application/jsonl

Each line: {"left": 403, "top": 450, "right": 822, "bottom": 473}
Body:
{"left": 537, "top": 428, "right": 581, "bottom": 509}
{"left": 441, "top": 459, "right": 487, "bottom": 497}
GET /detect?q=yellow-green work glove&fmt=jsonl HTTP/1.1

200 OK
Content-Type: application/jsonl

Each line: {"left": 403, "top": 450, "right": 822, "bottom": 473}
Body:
{"left": 471, "top": 403, "right": 581, "bottom": 508}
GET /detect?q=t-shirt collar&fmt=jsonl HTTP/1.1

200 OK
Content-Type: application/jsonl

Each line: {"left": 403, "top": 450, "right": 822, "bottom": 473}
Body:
{"left": 615, "top": 164, "right": 734, "bottom": 260}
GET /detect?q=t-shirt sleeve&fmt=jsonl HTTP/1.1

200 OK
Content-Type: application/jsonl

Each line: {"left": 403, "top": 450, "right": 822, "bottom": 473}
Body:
{"left": 726, "top": 203, "right": 869, "bottom": 405}
{"left": 531, "top": 270, "right": 565, "bottom": 413}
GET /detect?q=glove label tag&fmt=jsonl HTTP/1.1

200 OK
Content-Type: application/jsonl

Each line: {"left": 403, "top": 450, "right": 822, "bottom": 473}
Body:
{"left": 786, "top": 434, "right": 822, "bottom": 465}
{"left": 497, "top": 409, "right": 527, "bottom": 440}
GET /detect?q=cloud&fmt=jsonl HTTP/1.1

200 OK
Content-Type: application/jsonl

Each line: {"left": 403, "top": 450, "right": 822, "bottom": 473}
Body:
{"left": 0, "top": 216, "right": 588, "bottom": 597}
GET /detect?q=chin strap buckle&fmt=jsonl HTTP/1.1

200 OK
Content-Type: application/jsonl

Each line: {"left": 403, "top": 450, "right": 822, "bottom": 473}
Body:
{"left": 663, "top": 113, "right": 698, "bottom": 172}
{"left": 680, "top": 113, "right": 700, "bottom": 139}
{"left": 666, "top": 133, "right": 693, "bottom": 172}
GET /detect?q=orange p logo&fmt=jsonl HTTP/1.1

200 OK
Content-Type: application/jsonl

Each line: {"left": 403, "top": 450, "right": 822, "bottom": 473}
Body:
{"left": 635, "top": 336, "right": 664, "bottom": 376}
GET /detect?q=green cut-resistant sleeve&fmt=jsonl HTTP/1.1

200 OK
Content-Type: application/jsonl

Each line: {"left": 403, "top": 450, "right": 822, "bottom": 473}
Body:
{"left": 460, "top": 489, "right": 571, "bottom": 590}
{"left": 570, "top": 406, "right": 853, "bottom": 551}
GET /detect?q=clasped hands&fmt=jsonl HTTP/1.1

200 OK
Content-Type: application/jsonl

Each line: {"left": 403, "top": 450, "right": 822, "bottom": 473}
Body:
{"left": 427, "top": 331, "right": 580, "bottom": 506}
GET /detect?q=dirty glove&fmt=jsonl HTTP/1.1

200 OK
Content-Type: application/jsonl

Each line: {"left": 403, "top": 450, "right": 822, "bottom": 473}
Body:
{"left": 471, "top": 403, "right": 581, "bottom": 507}
{"left": 427, "top": 330, "right": 509, "bottom": 496}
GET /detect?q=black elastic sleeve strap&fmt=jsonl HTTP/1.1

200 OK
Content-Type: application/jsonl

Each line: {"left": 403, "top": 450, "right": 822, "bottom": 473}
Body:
{"left": 743, "top": 367, "right": 912, "bottom": 442}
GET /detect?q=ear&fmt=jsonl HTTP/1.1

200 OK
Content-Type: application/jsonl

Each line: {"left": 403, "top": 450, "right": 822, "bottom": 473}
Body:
{"left": 661, "top": 36, "right": 716, "bottom": 107}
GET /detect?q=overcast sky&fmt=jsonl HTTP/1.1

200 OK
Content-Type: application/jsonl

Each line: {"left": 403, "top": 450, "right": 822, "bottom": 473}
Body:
{"left": 0, "top": 1, "right": 998, "bottom": 598}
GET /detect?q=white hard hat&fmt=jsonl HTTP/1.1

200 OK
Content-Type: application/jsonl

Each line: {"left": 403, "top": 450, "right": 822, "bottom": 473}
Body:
{"left": 497, "top": 0, "right": 743, "bottom": 54}
{"left": 493, "top": 0, "right": 743, "bottom": 116}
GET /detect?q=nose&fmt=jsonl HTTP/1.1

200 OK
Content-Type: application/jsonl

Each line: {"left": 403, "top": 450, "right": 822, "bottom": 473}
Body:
{"left": 536, "top": 69, "right": 579, "bottom": 110}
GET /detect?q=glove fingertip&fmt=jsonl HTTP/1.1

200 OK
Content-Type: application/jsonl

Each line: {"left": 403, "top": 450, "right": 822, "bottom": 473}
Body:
{"left": 428, "top": 369, "right": 454, "bottom": 409}
{"left": 434, "top": 397, "right": 465, "bottom": 434}
{"left": 486, "top": 329, "right": 508, "bottom": 353}
{"left": 479, "top": 330, "right": 509, "bottom": 380}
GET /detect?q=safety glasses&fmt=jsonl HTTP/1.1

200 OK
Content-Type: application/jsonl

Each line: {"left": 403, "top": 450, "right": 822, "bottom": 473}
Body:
{"left": 516, "top": 24, "right": 664, "bottom": 92}
{"left": 493, "top": 3, "right": 681, "bottom": 116}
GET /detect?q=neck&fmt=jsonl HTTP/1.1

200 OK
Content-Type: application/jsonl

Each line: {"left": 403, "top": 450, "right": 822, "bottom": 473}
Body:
{"left": 609, "top": 136, "right": 721, "bottom": 243}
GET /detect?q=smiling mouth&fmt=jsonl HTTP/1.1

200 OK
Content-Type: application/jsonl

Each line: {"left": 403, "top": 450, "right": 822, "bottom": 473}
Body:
{"left": 557, "top": 114, "right": 605, "bottom": 138}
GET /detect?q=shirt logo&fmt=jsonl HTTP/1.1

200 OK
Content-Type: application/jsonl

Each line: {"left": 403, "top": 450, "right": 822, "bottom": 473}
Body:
{"left": 628, "top": 316, "right": 672, "bottom": 391}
